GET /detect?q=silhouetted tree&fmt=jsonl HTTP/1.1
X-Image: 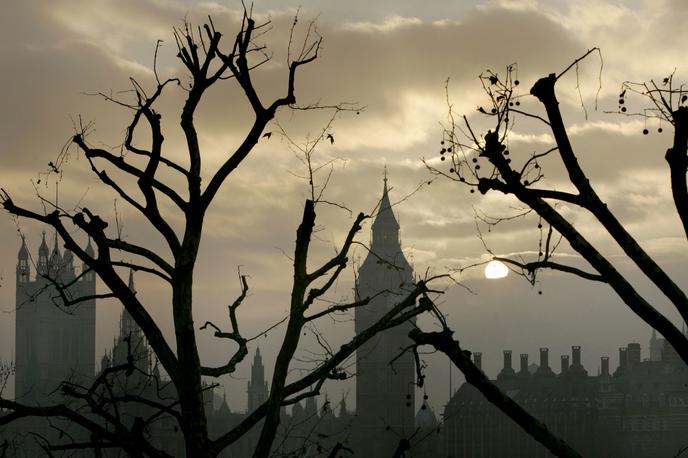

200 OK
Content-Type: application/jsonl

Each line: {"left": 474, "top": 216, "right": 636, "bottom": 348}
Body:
{"left": 416, "top": 48, "right": 688, "bottom": 457}
{"left": 0, "top": 8, "right": 441, "bottom": 457}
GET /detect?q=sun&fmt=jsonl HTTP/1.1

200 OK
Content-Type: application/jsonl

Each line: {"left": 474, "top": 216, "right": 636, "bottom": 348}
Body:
{"left": 484, "top": 260, "right": 509, "bottom": 279}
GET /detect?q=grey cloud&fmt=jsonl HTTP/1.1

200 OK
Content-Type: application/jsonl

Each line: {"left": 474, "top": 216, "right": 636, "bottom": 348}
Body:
{"left": 3, "top": 0, "right": 688, "bottom": 412}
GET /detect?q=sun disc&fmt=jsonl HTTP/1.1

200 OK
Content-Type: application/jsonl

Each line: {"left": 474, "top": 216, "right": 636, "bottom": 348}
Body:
{"left": 484, "top": 260, "right": 509, "bottom": 279}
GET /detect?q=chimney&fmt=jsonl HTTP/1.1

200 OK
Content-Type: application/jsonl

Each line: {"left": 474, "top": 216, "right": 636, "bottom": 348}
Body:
{"left": 539, "top": 348, "right": 549, "bottom": 369}
{"left": 572, "top": 346, "right": 582, "bottom": 367}
{"left": 618, "top": 347, "right": 628, "bottom": 372}
{"left": 473, "top": 352, "right": 482, "bottom": 371}
{"left": 627, "top": 343, "right": 641, "bottom": 368}
{"left": 560, "top": 355, "right": 569, "bottom": 374}
{"left": 601, "top": 356, "right": 610, "bottom": 376}
{"left": 503, "top": 350, "right": 513, "bottom": 370}
{"left": 498, "top": 350, "right": 517, "bottom": 381}
{"left": 535, "top": 347, "right": 556, "bottom": 377}
{"left": 519, "top": 353, "right": 529, "bottom": 375}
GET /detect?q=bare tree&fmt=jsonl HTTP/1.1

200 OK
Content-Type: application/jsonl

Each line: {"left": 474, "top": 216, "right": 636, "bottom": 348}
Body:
{"left": 416, "top": 49, "right": 688, "bottom": 457}
{"left": 0, "top": 9, "right": 441, "bottom": 457}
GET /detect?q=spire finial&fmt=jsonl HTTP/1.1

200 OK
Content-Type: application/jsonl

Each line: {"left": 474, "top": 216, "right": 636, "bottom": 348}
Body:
{"left": 18, "top": 233, "right": 29, "bottom": 261}
{"left": 383, "top": 164, "right": 388, "bottom": 187}
{"left": 128, "top": 268, "right": 136, "bottom": 293}
{"left": 38, "top": 230, "right": 50, "bottom": 259}
{"left": 85, "top": 236, "right": 95, "bottom": 257}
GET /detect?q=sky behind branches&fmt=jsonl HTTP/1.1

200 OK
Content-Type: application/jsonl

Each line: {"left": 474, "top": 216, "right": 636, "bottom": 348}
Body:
{"left": 1, "top": 0, "right": 688, "bottom": 413}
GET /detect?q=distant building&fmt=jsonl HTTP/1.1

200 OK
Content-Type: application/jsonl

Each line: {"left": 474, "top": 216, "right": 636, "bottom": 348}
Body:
{"left": 99, "top": 271, "right": 186, "bottom": 456}
{"left": 8, "top": 233, "right": 96, "bottom": 455}
{"left": 354, "top": 173, "right": 417, "bottom": 455}
{"left": 213, "top": 173, "right": 426, "bottom": 456}
{"left": 443, "top": 333, "right": 688, "bottom": 457}
{"left": 247, "top": 348, "right": 268, "bottom": 412}
{"left": 14, "top": 232, "right": 96, "bottom": 404}
{"left": 5, "top": 175, "right": 430, "bottom": 456}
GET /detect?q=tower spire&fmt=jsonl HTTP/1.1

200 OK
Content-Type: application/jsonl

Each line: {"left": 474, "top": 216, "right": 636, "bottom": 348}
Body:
{"left": 247, "top": 347, "right": 268, "bottom": 412}
{"left": 121, "top": 270, "right": 138, "bottom": 336}
{"left": 17, "top": 235, "right": 30, "bottom": 283}
{"left": 371, "top": 169, "right": 400, "bottom": 250}
{"left": 18, "top": 234, "right": 28, "bottom": 260}
{"left": 37, "top": 231, "right": 49, "bottom": 275}
{"left": 128, "top": 268, "right": 136, "bottom": 293}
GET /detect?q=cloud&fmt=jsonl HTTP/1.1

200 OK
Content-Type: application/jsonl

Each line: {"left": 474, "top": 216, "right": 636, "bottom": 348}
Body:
{"left": 339, "top": 15, "right": 423, "bottom": 33}
{"left": 568, "top": 119, "right": 645, "bottom": 136}
{"left": 2, "top": 0, "right": 688, "bottom": 410}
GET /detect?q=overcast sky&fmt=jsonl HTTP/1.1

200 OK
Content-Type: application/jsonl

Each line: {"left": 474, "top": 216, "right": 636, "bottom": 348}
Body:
{"left": 2, "top": 0, "right": 688, "bottom": 414}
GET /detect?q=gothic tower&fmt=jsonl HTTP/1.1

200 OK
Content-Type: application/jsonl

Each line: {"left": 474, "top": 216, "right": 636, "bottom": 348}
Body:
{"left": 14, "top": 233, "right": 96, "bottom": 403}
{"left": 354, "top": 173, "right": 415, "bottom": 455}
{"left": 650, "top": 329, "right": 664, "bottom": 362}
{"left": 247, "top": 348, "right": 268, "bottom": 412}
{"left": 105, "top": 270, "right": 150, "bottom": 380}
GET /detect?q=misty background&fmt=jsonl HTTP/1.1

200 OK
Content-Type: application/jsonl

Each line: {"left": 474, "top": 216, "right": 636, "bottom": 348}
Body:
{"left": 1, "top": 0, "right": 687, "bottom": 414}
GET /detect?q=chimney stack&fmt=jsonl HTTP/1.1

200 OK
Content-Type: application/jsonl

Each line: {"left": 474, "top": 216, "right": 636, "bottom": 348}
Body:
{"left": 539, "top": 348, "right": 549, "bottom": 369}
{"left": 497, "top": 350, "right": 517, "bottom": 381}
{"left": 535, "top": 347, "right": 555, "bottom": 377}
{"left": 627, "top": 343, "right": 641, "bottom": 368}
{"left": 618, "top": 347, "right": 628, "bottom": 373}
{"left": 503, "top": 350, "right": 513, "bottom": 371}
{"left": 601, "top": 356, "right": 610, "bottom": 376}
{"left": 473, "top": 352, "right": 482, "bottom": 371}
{"left": 560, "top": 355, "right": 570, "bottom": 374}
{"left": 572, "top": 346, "right": 582, "bottom": 367}
{"left": 519, "top": 353, "right": 529, "bottom": 375}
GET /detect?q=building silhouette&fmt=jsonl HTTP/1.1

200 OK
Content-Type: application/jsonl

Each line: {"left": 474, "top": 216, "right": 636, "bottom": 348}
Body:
{"left": 212, "top": 174, "right": 424, "bottom": 456}
{"left": 14, "top": 232, "right": 96, "bottom": 404}
{"left": 354, "top": 172, "right": 417, "bottom": 454}
{"left": 4, "top": 176, "right": 427, "bottom": 455}
{"left": 443, "top": 334, "right": 688, "bottom": 457}
{"left": 247, "top": 347, "right": 268, "bottom": 412}
{"left": 8, "top": 233, "right": 96, "bottom": 455}
{"left": 98, "top": 270, "right": 188, "bottom": 455}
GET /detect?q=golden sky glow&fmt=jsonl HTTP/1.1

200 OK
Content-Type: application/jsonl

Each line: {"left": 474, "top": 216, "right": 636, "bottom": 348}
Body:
{"left": 2, "top": 0, "right": 688, "bottom": 412}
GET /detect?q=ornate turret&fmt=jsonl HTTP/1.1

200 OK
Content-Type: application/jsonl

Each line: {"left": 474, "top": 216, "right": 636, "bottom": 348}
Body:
{"left": 339, "top": 394, "right": 349, "bottom": 418}
{"left": 62, "top": 247, "right": 74, "bottom": 277}
{"left": 48, "top": 233, "right": 62, "bottom": 277}
{"left": 120, "top": 270, "right": 139, "bottom": 337}
{"left": 17, "top": 235, "right": 30, "bottom": 283}
{"left": 37, "top": 231, "right": 49, "bottom": 276}
{"left": 82, "top": 238, "right": 95, "bottom": 282}
{"left": 217, "top": 391, "right": 231, "bottom": 417}
{"left": 101, "top": 351, "right": 111, "bottom": 372}
{"left": 247, "top": 348, "right": 268, "bottom": 412}
{"left": 14, "top": 231, "right": 97, "bottom": 408}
